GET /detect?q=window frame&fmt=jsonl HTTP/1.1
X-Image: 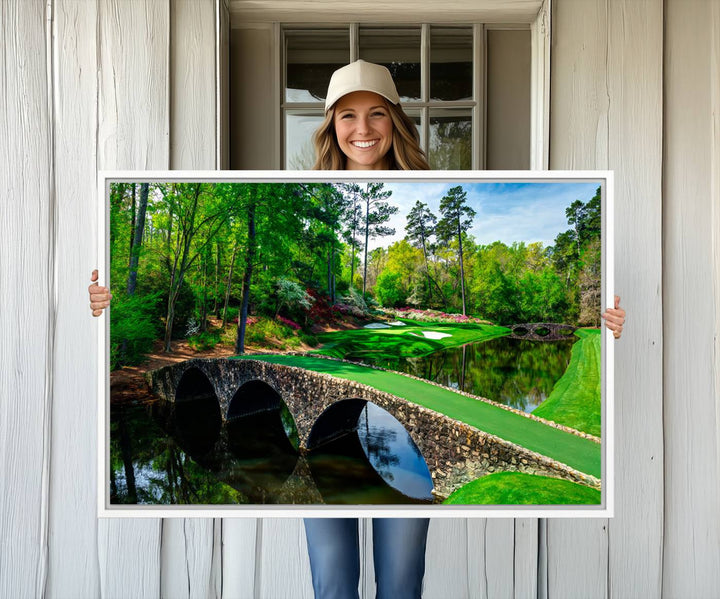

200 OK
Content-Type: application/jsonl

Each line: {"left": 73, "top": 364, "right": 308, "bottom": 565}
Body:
{"left": 281, "top": 23, "right": 488, "bottom": 170}
{"left": 264, "top": 0, "right": 551, "bottom": 171}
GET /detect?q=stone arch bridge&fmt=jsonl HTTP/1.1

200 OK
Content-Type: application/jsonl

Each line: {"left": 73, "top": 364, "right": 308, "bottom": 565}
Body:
{"left": 505, "top": 323, "right": 577, "bottom": 341}
{"left": 146, "top": 357, "right": 595, "bottom": 498}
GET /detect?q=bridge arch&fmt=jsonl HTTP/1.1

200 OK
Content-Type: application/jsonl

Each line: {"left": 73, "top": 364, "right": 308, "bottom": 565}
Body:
{"left": 174, "top": 367, "right": 222, "bottom": 459}
{"left": 307, "top": 398, "right": 368, "bottom": 449}
{"left": 307, "top": 398, "right": 434, "bottom": 502}
{"left": 228, "top": 379, "right": 283, "bottom": 419}
{"left": 227, "top": 379, "right": 300, "bottom": 452}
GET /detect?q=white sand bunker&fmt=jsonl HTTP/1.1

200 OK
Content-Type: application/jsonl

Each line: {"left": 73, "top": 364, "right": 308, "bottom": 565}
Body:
{"left": 388, "top": 321, "right": 406, "bottom": 326}
{"left": 364, "top": 322, "right": 391, "bottom": 329}
{"left": 409, "top": 331, "right": 452, "bottom": 340}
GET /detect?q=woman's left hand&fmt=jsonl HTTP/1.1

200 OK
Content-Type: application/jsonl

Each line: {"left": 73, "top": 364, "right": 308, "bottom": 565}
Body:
{"left": 601, "top": 295, "right": 625, "bottom": 339}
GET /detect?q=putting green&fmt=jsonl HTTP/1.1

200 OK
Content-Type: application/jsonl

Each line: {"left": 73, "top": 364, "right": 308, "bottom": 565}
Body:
{"left": 230, "top": 354, "right": 601, "bottom": 478}
{"left": 312, "top": 321, "right": 510, "bottom": 360}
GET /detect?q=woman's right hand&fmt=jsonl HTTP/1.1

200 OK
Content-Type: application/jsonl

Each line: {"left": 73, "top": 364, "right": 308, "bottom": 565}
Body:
{"left": 89, "top": 269, "right": 112, "bottom": 317}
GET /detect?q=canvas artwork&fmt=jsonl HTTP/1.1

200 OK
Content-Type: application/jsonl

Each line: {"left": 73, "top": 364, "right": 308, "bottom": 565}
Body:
{"left": 99, "top": 171, "right": 612, "bottom": 517}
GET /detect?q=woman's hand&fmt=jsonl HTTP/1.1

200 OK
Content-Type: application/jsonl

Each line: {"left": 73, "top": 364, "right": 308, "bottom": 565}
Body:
{"left": 601, "top": 295, "right": 625, "bottom": 339}
{"left": 89, "top": 269, "right": 112, "bottom": 317}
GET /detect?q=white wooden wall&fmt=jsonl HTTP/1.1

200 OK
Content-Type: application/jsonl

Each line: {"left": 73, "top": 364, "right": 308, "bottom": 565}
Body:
{"left": 1, "top": 0, "right": 718, "bottom": 597}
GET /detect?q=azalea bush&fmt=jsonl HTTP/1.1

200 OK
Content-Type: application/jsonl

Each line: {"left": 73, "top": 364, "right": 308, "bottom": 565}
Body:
{"left": 277, "top": 315, "right": 301, "bottom": 330}
{"left": 387, "top": 307, "right": 492, "bottom": 325}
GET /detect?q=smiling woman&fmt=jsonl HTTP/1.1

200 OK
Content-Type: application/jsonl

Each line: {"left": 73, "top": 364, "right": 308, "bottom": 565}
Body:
{"left": 311, "top": 60, "right": 430, "bottom": 171}
{"left": 333, "top": 91, "right": 394, "bottom": 169}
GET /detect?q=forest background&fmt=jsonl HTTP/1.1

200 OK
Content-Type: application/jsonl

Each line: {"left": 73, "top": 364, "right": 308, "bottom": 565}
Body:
{"left": 108, "top": 180, "right": 602, "bottom": 370}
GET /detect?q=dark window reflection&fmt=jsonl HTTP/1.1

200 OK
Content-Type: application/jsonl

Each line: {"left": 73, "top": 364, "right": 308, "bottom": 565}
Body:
{"left": 430, "top": 27, "right": 473, "bottom": 101}
{"left": 286, "top": 30, "right": 350, "bottom": 102}
{"left": 359, "top": 28, "right": 421, "bottom": 102}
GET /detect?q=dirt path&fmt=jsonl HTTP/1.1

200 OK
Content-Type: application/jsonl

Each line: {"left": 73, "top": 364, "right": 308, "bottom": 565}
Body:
{"left": 110, "top": 339, "right": 239, "bottom": 405}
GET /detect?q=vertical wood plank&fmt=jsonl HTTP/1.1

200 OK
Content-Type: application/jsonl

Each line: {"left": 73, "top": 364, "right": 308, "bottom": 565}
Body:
{"left": 161, "top": 520, "right": 218, "bottom": 599}
{"left": 423, "top": 519, "right": 469, "bottom": 599}
{"left": 548, "top": 1, "right": 610, "bottom": 595}
{"left": 663, "top": 1, "right": 720, "bottom": 595}
{"left": 97, "top": 0, "right": 169, "bottom": 172}
{"left": 47, "top": 0, "right": 102, "bottom": 595}
{"left": 221, "top": 519, "right": 257, "bottom": 598}
{"left": 162, "top": 1, "right": 220, "bottom": 597}
{"left": 257, "top": 519, "right": 314, "bottom": 598}
{"left": 170, "top": 0, "right": 216, "bottom": 170}
{"left": 512, "top": 519, "right": 539, "bottom": 599}
{"left": 466, "top": 520, "right": 516, "bottom": 599}
{"left": 218, "top": 0, "right": 230, "bottom": 170}
{"left": 605, "top": 1, "right": 664, "bottom": 597}
{"left": 96, "top": 1, "right": 169, "bottom": 595}
{"left": 545, "top": 521, "right": 607, "bottom": 598}
{"left": 0, "top": 1, "right": 52, "bottom": 597}
{"left": 551, "top": 0, "right": 666, "bottom": 596}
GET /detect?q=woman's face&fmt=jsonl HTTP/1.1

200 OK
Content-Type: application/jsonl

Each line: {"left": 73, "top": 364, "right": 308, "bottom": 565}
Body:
{"left": 333, "top": 91, "right": 394, "bottom": 170}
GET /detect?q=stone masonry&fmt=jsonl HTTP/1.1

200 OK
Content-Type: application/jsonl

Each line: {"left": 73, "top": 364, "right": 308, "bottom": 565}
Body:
{"left": 146, "top": 357, "right": 601, "bottom": 498}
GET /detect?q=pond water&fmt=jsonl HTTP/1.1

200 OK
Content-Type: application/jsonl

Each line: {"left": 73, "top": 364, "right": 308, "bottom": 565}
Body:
{"left": 346, "top": 335, "right": 576, "bottom": 413}
{"left": 110, "top": 335, "right": 575, "bottom": 505}
{"left": 110, "top": 397, "right": 433, "bottom": 505}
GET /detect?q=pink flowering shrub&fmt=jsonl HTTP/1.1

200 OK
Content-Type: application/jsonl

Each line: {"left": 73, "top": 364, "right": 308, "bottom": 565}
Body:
{"left": 277, "top": 315, "right": 301, "bottom": 330}
{"left": 388, "top": 307, "right": 491, "bottom": 325}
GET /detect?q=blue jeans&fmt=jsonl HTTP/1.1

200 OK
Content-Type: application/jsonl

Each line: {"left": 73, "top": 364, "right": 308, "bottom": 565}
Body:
{"left": 304, "top": 518, "right": 430, "bottom": 599}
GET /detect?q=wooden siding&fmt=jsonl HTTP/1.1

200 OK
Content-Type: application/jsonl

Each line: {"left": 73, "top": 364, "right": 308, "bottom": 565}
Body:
{"left": 0, "top": 1, "right": 53, "bottom": 597}
{"left": 550, "top": 1, "right": 664, "bottom": 598}
{"left": 663, "top": 0, "right": 720, "bottom": 595}
{"left": 1, "top": 0, "right": 718, "bottom": 597}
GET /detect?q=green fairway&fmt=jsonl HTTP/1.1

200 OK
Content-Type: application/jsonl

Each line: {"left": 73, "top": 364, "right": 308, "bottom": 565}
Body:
{"left": 312, "top": 321, "right": 511, "bottom": 360}
{"left": 533, "top": 329, "right": 601, "bottom": 436}
{"left": 443, "top": 471, "right": 601, "bottom": 505}
{"left": 231, "top": 354, "right": 601, "bottom": 478}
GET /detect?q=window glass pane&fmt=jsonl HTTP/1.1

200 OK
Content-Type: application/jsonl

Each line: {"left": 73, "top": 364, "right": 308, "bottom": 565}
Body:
{"left": 285, "top": 112, "right": 324, "bottom": 169}
{"left": 430, "top": 27, "right": 473, "bottom": 101}
{"left": 286, "top": 30, "right": 349, "bottom": 103}
{"left": 402, "top": 109, "right": 423, "bottom": 148}
{"left": 359, "top": 28, "right": 421, "bottom": 102}
{"left": 429, "top": 109, "right": 472, "bottom": 170}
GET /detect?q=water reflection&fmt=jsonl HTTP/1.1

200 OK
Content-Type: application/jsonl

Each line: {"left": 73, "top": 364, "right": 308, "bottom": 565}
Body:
{"left": 358, "top": 402, "right": 433, "bottom": 500}
{"left": 308, "top": 400, "right": 434, "bottom": 504}
{"left": 349, "top": 336, "right": 575, "bottom": 413}
{"left": 110, "top": 395, "right": 434, "bottom": 505}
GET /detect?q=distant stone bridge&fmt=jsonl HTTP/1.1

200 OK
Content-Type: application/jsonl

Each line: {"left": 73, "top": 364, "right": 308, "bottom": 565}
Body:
{"left": 146, "top": 357, "right": 597, "bottom": 498}
{"left": 505, "top": 323, "right": 577, "bottom": 341}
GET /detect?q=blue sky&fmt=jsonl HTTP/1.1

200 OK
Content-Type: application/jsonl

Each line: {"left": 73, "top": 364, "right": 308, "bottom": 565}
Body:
{"left": 368, "top": 181, "right": 601, "bottom": 251}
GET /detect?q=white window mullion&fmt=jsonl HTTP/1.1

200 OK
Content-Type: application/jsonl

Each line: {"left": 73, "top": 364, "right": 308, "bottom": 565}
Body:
{"left": 474, "top": 23, "right": 485, "bottom": 170}
{"left": 421, "top": 24, "right": 430, "bottom": 154}
{"left": 350, "top": 23, "right": 359, "bottom": 62}
{"left": 275, "top": 23, "right": 283, "bottom": 169}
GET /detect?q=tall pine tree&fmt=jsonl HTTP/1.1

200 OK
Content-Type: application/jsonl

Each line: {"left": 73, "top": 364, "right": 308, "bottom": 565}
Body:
{"left": 436, "top": 186, "right": 476, "bottom": 315}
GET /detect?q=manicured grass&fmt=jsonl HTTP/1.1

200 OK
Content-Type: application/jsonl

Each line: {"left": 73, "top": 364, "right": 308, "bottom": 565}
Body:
{"left": 312, "top": 321, "right": 511, "bottom": 360}
{"left": 231, "top": 354, "right": 601, "bottom": 478}
{"left": 533, "top": 328, "right": 601, "bottom": 436}
{"left": 443, "top": 471, "right": 601, "bottom": 505}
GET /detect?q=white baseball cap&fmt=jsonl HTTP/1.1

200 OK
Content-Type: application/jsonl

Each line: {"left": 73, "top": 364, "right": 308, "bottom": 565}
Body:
{"left": 324, "top": 60, "right": 400, "bottom": 112}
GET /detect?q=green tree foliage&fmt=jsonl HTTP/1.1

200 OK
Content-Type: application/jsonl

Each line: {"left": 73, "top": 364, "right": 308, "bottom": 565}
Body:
{"left": 110, "top": 291, "right": 163, "bottom": 369}
{"left": 405, "top": 200, "right": 438, "bottom": 304}
{"left": 358, "top": 183, "right": 397, "bottom": 299}
{"left": 436, "top": 186, "right": 476, "bottom": 315}
{"left": 274, "top": 277, "right": 314, "bottom": 318}
{"left": 374, "top": 270, "right": 406, "bottom": 307}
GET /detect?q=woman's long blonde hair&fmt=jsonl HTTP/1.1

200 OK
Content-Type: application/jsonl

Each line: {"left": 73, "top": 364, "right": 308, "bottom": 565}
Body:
{"left": 312, "top": 100, "right": 430, "bottom": 171}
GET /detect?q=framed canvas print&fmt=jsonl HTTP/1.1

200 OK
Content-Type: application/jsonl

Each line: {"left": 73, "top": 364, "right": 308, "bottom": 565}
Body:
{"left": 97, "top": 170, "right": 614, "bottom": 518}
